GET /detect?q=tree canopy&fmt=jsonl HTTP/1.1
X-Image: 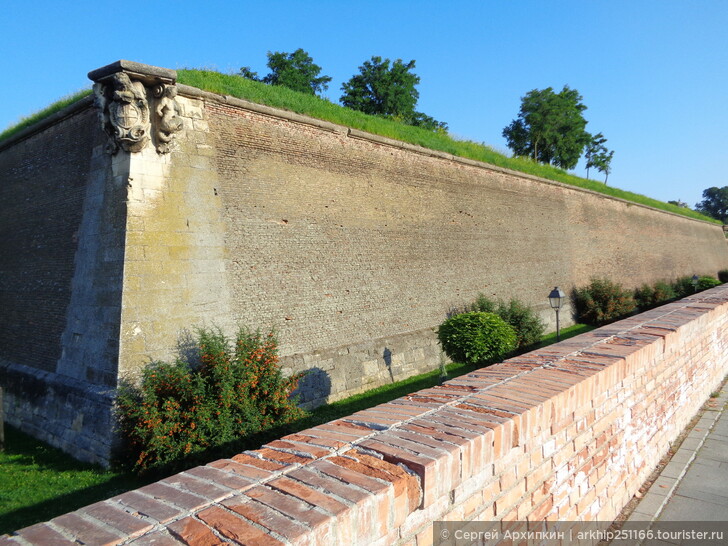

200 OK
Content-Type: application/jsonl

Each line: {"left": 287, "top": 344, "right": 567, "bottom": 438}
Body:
{"left": 695, "top": 186, "right": 728, "bottom": 223}
{"left": 240, "top": 48, "right": 331, "bottom": 95}
{"left": 340, "top": 56, "right": 446, "bottom": 131}
{"left": 502, "top": 86, "right": 590, "bottom": 170}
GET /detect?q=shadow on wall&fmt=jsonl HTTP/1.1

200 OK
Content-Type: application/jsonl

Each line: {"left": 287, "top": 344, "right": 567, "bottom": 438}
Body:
{"left": 177, "top": 329, "right": 199, "bottom": 364}
{"left": 293, "top": 367, "right": 332, "bottom": 408}
{"left": 383, "top": 348, "right": 395, "bottom": 382}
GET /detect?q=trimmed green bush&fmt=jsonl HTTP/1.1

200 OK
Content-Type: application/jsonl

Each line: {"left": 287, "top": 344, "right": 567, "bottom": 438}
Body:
{"left": 437, "top": 312, "right": 517, "bottom": 366}
{"left": 471, "top": 295, "right": 545, "bottom": 350}
{"left": 116, "top": 328, "right": 306, "bottom": 473}
{"left": 697, "top": 276, "right": 721, "bottom": 290}
{"left": 719, "top": 270, "right": 728, "bottom": 283}
{"left": 573, "top": 278, "right": 637, "bottom": 325}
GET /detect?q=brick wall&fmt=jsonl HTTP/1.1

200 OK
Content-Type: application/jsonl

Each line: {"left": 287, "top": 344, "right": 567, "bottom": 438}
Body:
{"left": 5, "top": 286, "right": 727, "bottom": 545}
{"left": 0, "top": 103, "right": 97, "bottom": 372}
{"left": 0, "top": 99, "right": 126, "bottom": 464}
{"left": 182, "top": 90, "right": 728, "bottom": 407}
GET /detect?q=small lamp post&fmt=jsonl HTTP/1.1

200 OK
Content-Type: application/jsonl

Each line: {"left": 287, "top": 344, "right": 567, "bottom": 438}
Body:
{"left": 548, "top": 287, "right": 566, "bottom": 341}
{"left": 692, "top": 274, "right": 699, "bottom": 293}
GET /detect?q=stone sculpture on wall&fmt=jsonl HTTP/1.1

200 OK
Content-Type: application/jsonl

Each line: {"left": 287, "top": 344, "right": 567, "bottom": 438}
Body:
{"left": 154, "top": 84, "right": 183, "bottom": 154}
{"left": 91, "top": 63, "right": 183, "bottom": 155}
{"left": 93, "top": 72, "right": 151, "bottom": 153}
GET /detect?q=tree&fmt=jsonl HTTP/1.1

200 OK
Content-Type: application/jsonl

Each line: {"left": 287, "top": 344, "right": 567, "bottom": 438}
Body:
{"left": 238, "top": 66, "right": 260, "bottom": 81}
{"left": 340, "top": 56, "right": 446, "bottom": 131}
{"left": 408, "top": 111, "right": 448, "bottom": 132}
{"left": 502, "top": 86, "right": 590, "bottom": 170}
{"left": 261, "top": 49, "right": 332, "bottom": 95}
{"left": 584, "top": 132, "right": 606, "bottom": 179}
{"left": 594, "top": 148, "right": 614, "bottom": 184}
{"left": 695, "top": 186, "right": 728, "bottom": 222}
{"left": 585, "top": 133, "right": 614, "bottom": 184}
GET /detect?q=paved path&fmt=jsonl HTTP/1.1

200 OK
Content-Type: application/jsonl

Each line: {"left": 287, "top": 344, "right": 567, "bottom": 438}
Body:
{"left": 621, "top": 381, "right": 728, "bottom": 543}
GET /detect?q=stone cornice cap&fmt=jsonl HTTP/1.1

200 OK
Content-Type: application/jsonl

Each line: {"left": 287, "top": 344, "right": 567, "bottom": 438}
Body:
{"left": 88, "top": 60, "right": 176, "bottom": 86}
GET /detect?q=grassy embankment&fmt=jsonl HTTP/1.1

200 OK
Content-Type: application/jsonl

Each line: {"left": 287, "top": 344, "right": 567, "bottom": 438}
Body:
{"left": 0, "top": 323, "right": 594, "bottom": 535}
{"left": 0, "top": 70, "right": 718, "bottom": 225}
{"left": 0, "top": 90, "right": 92, "bottom": 144}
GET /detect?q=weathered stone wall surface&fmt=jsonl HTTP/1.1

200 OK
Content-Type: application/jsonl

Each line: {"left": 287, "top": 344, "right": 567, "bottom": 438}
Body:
{"left": 6, "top": 287, "right": 727, "bottom": 544}
{"left": 116, "top": 93, "right": 234, "bottom": 379}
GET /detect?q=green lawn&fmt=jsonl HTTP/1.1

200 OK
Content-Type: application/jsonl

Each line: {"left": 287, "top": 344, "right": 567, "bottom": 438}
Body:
{"left": 0, "top": 427, "right": 145, "bottom": 535}
{"left": 0, "top": 322, "right": 594, "bottom": 535}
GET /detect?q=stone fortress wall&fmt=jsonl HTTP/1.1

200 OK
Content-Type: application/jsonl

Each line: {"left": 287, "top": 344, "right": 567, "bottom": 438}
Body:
{"left": 0, "top": 61, "right": 727, "bottom": 465}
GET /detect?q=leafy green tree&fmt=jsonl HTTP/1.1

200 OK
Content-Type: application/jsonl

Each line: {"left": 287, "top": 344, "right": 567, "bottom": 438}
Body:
{"left": 502, "top": 86, "right": 590, "bottom": 170}
{"left": 262, "top": 49, "right": 332, "bottom": 95}
{"left": 695, "top": 186, "right": 728, "bottom": 222}
{"left": 341, "top": 56, "right": 418, "bottom": 117}
{"left": 585, "top": 132, "right": 606, "bottom": 179}
{"left": 591, "top": 145, "right": 614, "bottom": 184}
{"left": 340, "top": 56, "right": 447, "bottom": 131}
{"left": 238, "top": 66, "right": 260, "bottom": 81}
{"left": 408, "top": 111, "right": 448, "bottom": 132}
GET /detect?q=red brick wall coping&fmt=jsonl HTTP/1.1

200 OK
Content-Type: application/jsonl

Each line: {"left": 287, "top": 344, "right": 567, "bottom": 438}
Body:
{"left": 4, "top": 286, "right": 728, "bottom": 545}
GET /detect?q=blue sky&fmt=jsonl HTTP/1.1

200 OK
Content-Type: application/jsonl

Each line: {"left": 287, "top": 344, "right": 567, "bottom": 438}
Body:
{"left": 2, "top": 0, "right": 726, "bottom": 209}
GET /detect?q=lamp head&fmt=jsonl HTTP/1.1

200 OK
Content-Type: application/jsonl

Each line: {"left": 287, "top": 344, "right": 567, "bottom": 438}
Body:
{"left": 548, "top": 287, "right": 566, "bottom": 310}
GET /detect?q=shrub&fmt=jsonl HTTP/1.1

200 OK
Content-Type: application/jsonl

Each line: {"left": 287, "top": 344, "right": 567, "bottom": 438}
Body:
{"left": 719, "top": 270, "right": 728, "bottom": 283}
{"left": 495, "top": 298, "right": 546, "bottom": 349}
{"left": 469, "top": 294, "right": 545, "bottom": 350}
{"left": 672, "top": 276, "right": 696, "bottom": 298}
{"left": 116, "top": 327, "right": 306, "bottom": 473}
{"left": 697, "top": 276, "right": 721, "bottom": 290}
{"left": 469, "top": 294, "right": 497, "bottom": 314}
{"left": 634, "top": 281, "right": 676, "bottom": 310}
{"left": 573, "top": 278, "right": 636, "bottom": 325}
{"left": 652, "top": 281, "right": 676, "bottom": 303}
{"left": 437, "top": 312, "right": 517, "bottom": 366}
{"left": 633, "top": 284, "right": 655, "bottom": 310}
{"left": 672, "top": 275, "right": 721, "bottom": 296}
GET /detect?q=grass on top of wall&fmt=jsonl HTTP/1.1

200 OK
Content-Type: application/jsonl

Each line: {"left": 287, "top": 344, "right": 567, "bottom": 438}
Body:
{"left": 0, "top": 89, "right": 92, "bottom": 143}
{"left": 176, "top": 69, "right": 718, "bottom": 225}
{"left": 0, "top": 69, "right": 718, "bottom": 225}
